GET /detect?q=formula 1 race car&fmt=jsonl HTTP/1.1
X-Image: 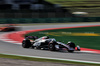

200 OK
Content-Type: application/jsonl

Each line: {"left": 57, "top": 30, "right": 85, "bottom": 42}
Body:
{"left": 22, "top": 36, "right": 80, "bottom": 52}
{"left": 0, "top": 24, "right": 19, "bottom": 31}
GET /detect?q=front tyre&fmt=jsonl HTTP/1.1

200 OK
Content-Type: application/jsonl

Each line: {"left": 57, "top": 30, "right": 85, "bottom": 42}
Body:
{"left": 22, "top": 40, "right": 31, "bottom": 48}
{"left": 67, "top": 43, "right": 76, "bottom": 52}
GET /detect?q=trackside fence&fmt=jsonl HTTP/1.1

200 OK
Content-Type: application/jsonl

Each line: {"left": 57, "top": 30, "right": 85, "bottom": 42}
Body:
{"left": 0, "top": 17, "right": 100, "bottom": 24}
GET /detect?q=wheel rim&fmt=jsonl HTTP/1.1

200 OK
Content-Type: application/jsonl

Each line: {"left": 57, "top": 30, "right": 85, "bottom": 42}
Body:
{"left": 49, "top": 44, "right": 53, "bottom": 49}
{"left": 22, "top": 42, "right": 25, "bottom": 47}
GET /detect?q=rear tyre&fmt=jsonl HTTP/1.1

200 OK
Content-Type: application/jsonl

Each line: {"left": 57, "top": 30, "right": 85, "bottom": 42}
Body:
{"left": 48, "top": 43, "right": 55, "bottom": 51}
{"left": 22, "top": 40, "right": 31, "bottom": 48}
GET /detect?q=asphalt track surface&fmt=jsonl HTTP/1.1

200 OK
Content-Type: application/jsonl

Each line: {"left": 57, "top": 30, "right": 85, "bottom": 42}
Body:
{"left": 0, "top": 22, "right": 100, "bottom": 62}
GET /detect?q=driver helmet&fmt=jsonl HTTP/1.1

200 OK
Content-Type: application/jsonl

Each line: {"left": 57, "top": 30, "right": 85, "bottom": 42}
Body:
{"left": 42, "top": 36, "right": 49, "bottom": 39}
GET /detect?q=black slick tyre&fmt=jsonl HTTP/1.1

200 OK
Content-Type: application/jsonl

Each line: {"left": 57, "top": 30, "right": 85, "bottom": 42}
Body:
{"left": 22, "top": 40, "right": 31, "bottom": 48}
{"left": 48, "top": 43, "right": 55, "bottom": 51}
{"left": 68, "top": 43, "right": 76, "bottom": 52}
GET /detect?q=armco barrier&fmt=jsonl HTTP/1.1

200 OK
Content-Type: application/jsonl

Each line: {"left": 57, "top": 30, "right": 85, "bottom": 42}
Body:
{"left": 0, "top": 17, "right": 100, "bottom": 24}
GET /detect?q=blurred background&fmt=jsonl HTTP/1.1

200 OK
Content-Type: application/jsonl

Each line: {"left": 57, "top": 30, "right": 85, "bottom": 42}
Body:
{"left": 0, "top": 0, "right": 100, "bottom": 23}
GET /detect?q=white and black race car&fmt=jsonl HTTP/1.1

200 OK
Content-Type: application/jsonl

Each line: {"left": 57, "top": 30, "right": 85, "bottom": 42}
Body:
{"left": 22, "top": 36, "right": 80, "bottom": 52}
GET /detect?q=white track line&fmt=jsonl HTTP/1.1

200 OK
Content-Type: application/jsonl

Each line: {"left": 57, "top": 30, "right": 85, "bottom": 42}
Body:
{"left": 0, "top": 31, "right": 100, "bottom": 64}
{"left": 0, "top": 53, "right": 100, "bottom": 64}
{"left": 0, "top": 33, "right": 99, "bottom": 53}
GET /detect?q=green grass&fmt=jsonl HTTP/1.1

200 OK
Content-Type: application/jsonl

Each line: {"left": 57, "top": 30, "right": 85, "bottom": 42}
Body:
{"left": 26, "top": 26, "right": 100, "bottom": 50}
{"left": 0, "top": 54, "right": 99, "bottom": 66}
{"left": 45, "top": 0, "right": 100, "bottom": 17}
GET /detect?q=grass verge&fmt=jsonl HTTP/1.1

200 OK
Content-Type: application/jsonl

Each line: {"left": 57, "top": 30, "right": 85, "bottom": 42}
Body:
{"left": 0, "top": 53, "right": 100, "bottom": 66}
{"left": 26, "top": 26, "right": 100, "bottom": 50}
